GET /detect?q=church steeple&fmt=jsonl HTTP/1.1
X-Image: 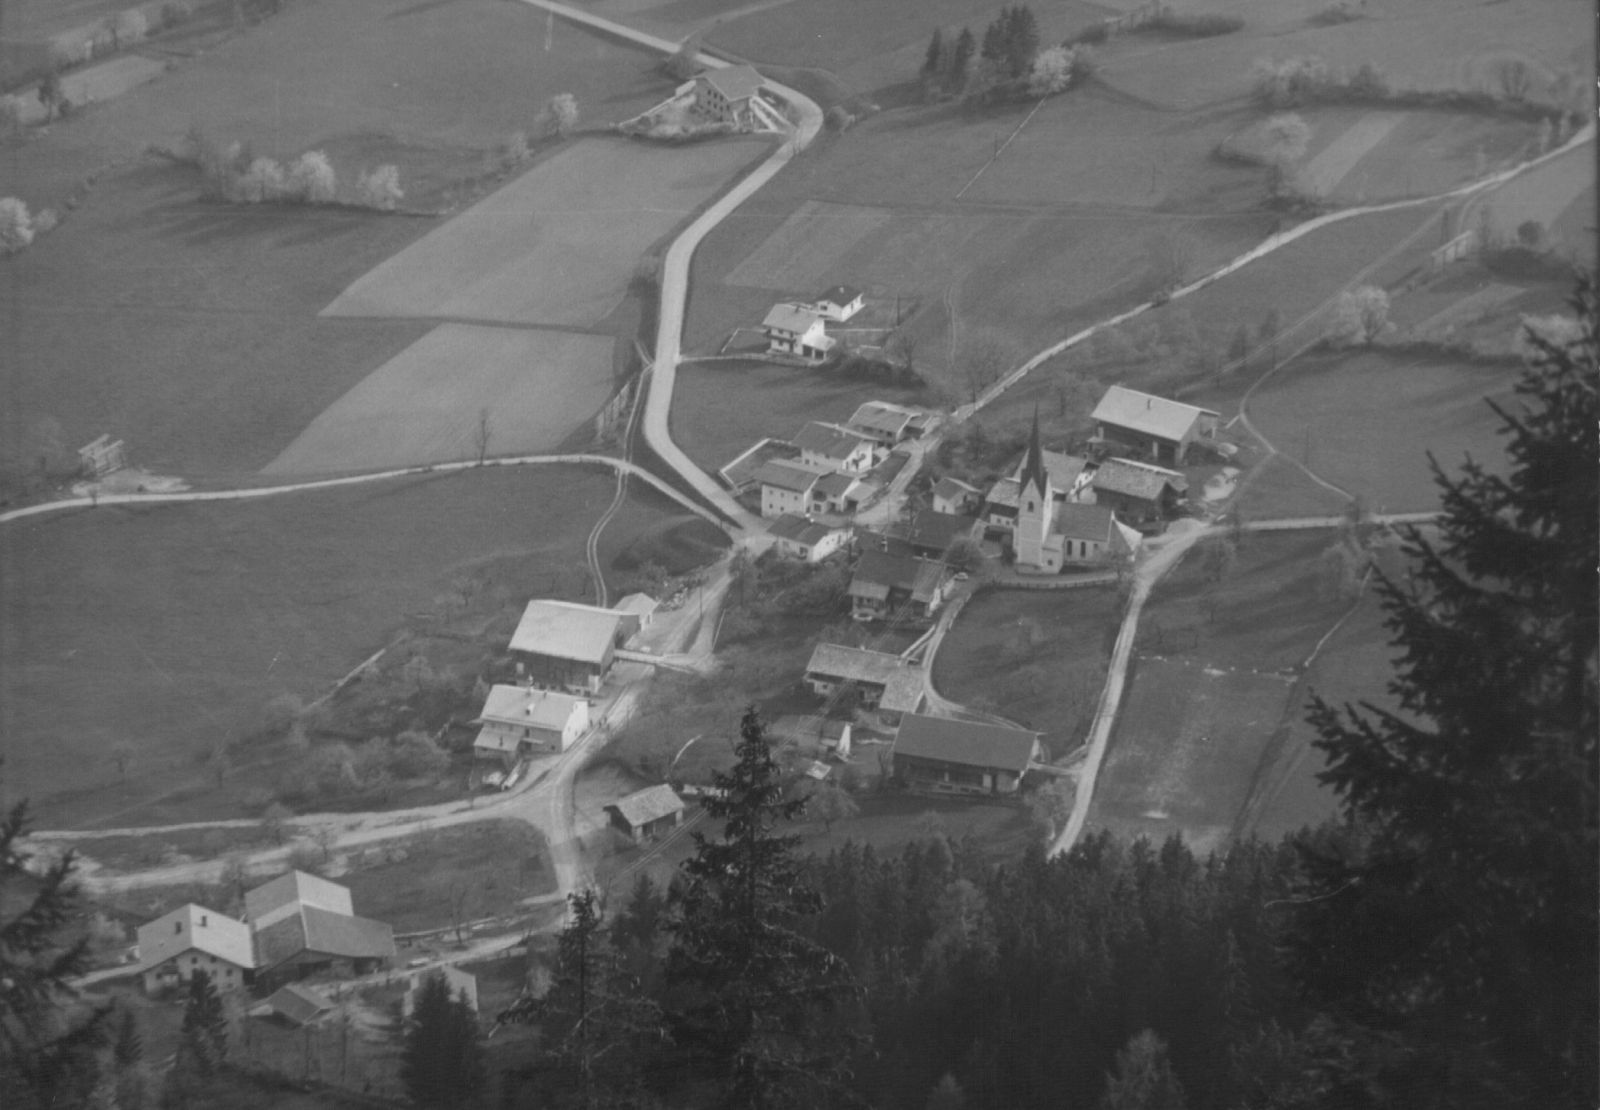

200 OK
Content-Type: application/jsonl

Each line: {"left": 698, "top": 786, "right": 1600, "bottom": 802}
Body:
{"left": 1020, "top": 406, "right": 1048, "bottom": 503}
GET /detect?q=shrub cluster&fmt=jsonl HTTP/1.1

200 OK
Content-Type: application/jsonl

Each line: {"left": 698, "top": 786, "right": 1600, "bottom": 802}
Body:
{"left": 175, "top": 127, "right": 403, "bottom": 211}
{"left": 1125, "top": 3, "right": 1244, "bottom": 38}
{"left": 921, "top": 7, "right": 1096, "bottom": 104}
{"left": 1309, "top": 0, "right": 1367, "bottom": 26}
{"left": 1251, "top": 54, "right": 1571, "bottom": 122}
{"left": 277, "top": 731, "right": 450, "bottom": 806}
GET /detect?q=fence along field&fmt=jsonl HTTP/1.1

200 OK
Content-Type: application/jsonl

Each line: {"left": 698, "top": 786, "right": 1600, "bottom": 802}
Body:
{"left": 263, "top": 325, "right": 617, "bottom": 475}
{"left": 322, "top": 138, "right": 767, "bottom": 329}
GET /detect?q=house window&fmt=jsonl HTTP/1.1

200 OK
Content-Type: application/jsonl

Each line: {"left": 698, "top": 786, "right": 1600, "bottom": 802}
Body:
{"left": 200, "top": 915, "right": 207, "bottom": 926}
{"left": 174, "top": 922, "right": 182, "bottom": 934}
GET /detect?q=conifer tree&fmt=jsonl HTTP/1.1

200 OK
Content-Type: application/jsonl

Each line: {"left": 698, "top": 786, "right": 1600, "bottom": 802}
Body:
{"left": 664, "top": 708, "right": 859, "bottom": 1107}
{"left": 1101, "top": 1030, "right": 1188, "bottom": 1110}
{"left": 946, "top": 28, "right": 976, "bottom": 93}
{"left": 177, "top": 971, "right": 227, "bottom": 1075}
{"left": 1293, "top": 274, "right": 1598, "bottom": 1107}
{"left": 0, "top": 785, "right": 107, "bottom": 1110}
{"left": 401, "top": 971, "right": 484, "bottom": 1109}
{"left": 921, "top": 30, "right": 944, "bottom": 80}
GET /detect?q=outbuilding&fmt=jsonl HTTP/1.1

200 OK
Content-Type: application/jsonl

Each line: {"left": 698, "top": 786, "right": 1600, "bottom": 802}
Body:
{"left": 510, "top": 600, "right": 636, "bottom": 694}
{"left": 892, "top": 714, "right": 1042, "bottom": 796}
{"left": 1090, "top": 385, "right": 1219, "bottom": 466}
{"left": 605, "top": 784, "right": 686, "bottom": 842}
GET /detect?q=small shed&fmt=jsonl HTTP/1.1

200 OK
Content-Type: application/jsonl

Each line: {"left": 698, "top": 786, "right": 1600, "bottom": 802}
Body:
{"left": 253, "top": 983, "right": 335, "bottom": 1027}
{"left": 605, "top": 785, "right": 686, "bottom": 842}
{"left": 813, "top": 285, "right": 864, "bottom": 322}
{"left": 614, "top": 593, "right": 660, "bottom": 628}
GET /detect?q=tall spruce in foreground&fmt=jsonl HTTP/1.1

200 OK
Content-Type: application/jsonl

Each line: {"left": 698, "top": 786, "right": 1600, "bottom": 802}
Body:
{"left": 1293, "top": 273, "right": 1598, "bottom": 1107}
{"left": 0, "top": 785, "right": 107, "bottom": 1110}
{"left": 664, "top": 708, "right": 860, "bottom": 1108}
{"left": 401, "top": 971, "right": 484, "bottom": 1109}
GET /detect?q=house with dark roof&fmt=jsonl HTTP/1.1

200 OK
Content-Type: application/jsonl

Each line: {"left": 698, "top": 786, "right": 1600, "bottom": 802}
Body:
{"left": 720, "top": 437, "right": 800, "bottom": 494}
{"left": 752, "top": 457, "right": 831, "bottom": 518}
{"left": 762, "top": 303, "right": 834, "bottom": 362}
{"left": 881, "top": 509, "right": 981, "bottom": 560}
{"left": 981, "top": 447, "right": 1092, "bottom": 537}
{"left": 510, "top": 600, "right": 637, "bottom": 693}
{"left": 804, "top": 643, "right": 926, "bottom": 719}
{"left": 692, "top": 64, "right": 765, "bottom": 124}
{"left": 892, "top": 713, "right": 1043, "bottom": 796}
{"left": 137, "top": 903, "right": 254, "bottom": 995}
{"left": 1054, "top": 503, "right": 1128, "bottom": 565}
{"left": 1088, "top": 457, "right": 1188, "bottom": 526}
{"left": 472, "top": 684, "right": 591, "bottom": 765}
{"left": 768, "top": 514, "right": 853, "bottom": 563}
{"left": 244, "top": 872, "right": 395, "bottom": 992}
{"left": 1090, "top": 385, "right": 1219, "bottom": 465}
{"left": 813, "top": 285, "right": 864, "bottom": 322}
{"left": 794, "top": 421, "right": 878, "bottom": 475}
{"left": 847, "top": 549, "right": 952, "bottom": 623}
{"left": 812, "top": 470, "right": 868, "bottom": 514}
{"left": 252, "top": 983, "right": 335, "bottom": 1027}
{"left": 932, "top": 477, "right": 981, "bottom": 516}
{"left": 605, "top": 784, "right": 686, "bottom": 842}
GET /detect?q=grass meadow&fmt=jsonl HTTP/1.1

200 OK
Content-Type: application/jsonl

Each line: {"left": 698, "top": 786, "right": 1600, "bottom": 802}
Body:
{"left": 932, "top": 585, "right": 1124, "bottom": 759}
{"left": 0, "top": 465, "right": 643, "bottom": 828}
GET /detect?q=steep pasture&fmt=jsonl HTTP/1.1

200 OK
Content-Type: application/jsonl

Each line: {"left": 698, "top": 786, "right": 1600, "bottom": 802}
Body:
{"left": 0, "top": 465, "right": 631, "bottom": 828}
{"left": 323, "top": 137, "right": 768, "bottom": 329}
{"left": 1243, "top": 350, "right": 1516, "bottom": 511}
{"left": 263, "top": 326, "right": 618, "bottom": 475}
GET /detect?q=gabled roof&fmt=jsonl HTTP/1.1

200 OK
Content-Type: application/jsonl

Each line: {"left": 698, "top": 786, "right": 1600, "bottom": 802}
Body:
{"left": 794, "top": 421, "right": 871, "bottom": 460}
{"left": 752, "top": 458, "right": 828, "bottom": 494}
{"left": 254, "top": 905, "right": 395, "bottom": 970}
{"left": 813, "top": 471, "right": 860, "bottom": 498}
{"left": 245, "top": 871, "right": 352, "bottom": 930}
{"left": 850, "top": 549, "right": 948, "bottom": 604}
{"left": 700, "top": 64, "right": 764, "bottom": 101}
{"left": 1019, "top": 410, "right": 1049, "bottom": 500}
{"left": 720, "top": 437, "right": 799, "bottom": 492}
{"left": 1010, "top": 449, "right": 1088, "bottom": 492}
{"left": 262, "top": 983, "right": 334, "bottom": 1026}
{"left": 816, "top": 285, "right": 862, "bottom": 307}
{"left": 137, "top": 904, "right": 255, "bottom": 972}
{"left": 894, "top": 713, "right": 1040, "bottom": 773}
{"left": 933, "top": 477, "right": 979, "bottom": 502}
{"left": 1055, "top": 503, "right": 1115, "bottom": 543}
{"left": 769, "top": 514, "right": 847, "bottom": 546}
{"left": 805, "top": 642, "right": 906, "bottom": 687}
{"left": 476, "top": 685, "right": 586, "bottom": 732}
{"left": 615, "top": 592, "right": 659, "bottom": 617}
{"left": 762, "top": 302, "right": 824, "bottom": 334}
{"left": 984, "top": 476, "right": 1021, "bottom": 511}
{"left": 847, "top": 402, "right": 918, "bottom": 437}
{"left": 887, "top": 510, "right": 979, "bottom": 554}
{"left": 509, "top": 600, "right": 626, "bottom": 665}
{"left": 607, "top": 784, "right": 684, "bottom": 829}
{"left": 881, "top": 668, "right": 928, "bottom": 714}
{"left": 1091, "top": 457, "right": 1188, "bottom": 502}
{"left": 1091, "top": 385, "right": 1218, "bottom": 443}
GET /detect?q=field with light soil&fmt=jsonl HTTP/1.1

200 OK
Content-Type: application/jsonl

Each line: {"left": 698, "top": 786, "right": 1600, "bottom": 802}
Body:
{"left": 263, "top": 325, "right": 618, "bottom": 475}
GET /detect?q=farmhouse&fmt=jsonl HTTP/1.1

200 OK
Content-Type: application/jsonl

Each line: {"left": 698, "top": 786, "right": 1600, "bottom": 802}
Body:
{"left": 692, "top": 64, "right": 765, "bottom": 124}
{"left": 882, "top": 509, "right": 981, "bottom": 560}
{"left": 892, "top": 713, "right": 1043, "bottom": 797}
{"left": 614, "top": 592, "right": 659, "bottom": 627}
{"left": 932, "top": 477, "right": 981, "bottom": 516}
{"left": 472, "top": 684, "right": 591, "bottom": 765}
{"left": 751, "top": 457, "right": 831, "bottom": 518}
{"left": 981, "top": 448, "right": 1091, "bottom": 536}
{"left": 137, "top": 903, "right": 254, "bottom": 995}
{"left": 605, "top": 784, "right": 686, "bottom": 842}
{"left": 403, "top": 966, "right": 479, "bottom": 1017}
{"left": 804, "top": 642, "right": 926, "bottom": 719}
{"left": 762, "top": 303, "right": 835, "bottom": 362}
{"left": 848, "top": 548, "right": 953, "bottom": 623}
{"left": 719, "top": 437, "right": 799, "bottom": 494}
{"left": 1088, "top": 457, "right": 1188, "bottom": 526}
{"left": 794, "top": 421, "right": 878, "bottom": 475}
{"left": 768, "top": 514, "right": 853, "bottom": 562}
{"left": 813, "top": 285, "right": 864, "bottom": 321}
{"left": 812, "top": 470, "right": 869, "bottom": 514}
{"left": 252, "top": 983, "right": 335, "bottom": 1027}
{"left": 1090, "top": 385, "right": 1219, "bottom": 466}
{"left": 846, "top": 401, "right": 924, "bottom": 447}
{"left": 510, "top": 600, "right": 637, "bottom": 693}
{"left": 244, "top": 871, "right": 395, "bottom": 992}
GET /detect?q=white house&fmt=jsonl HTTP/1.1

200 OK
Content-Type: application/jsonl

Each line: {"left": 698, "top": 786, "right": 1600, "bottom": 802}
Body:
{"left": 762, "top": 303, "right": 834, "bottom": 362}
{"left": 813, "top": 285, "right": 864, "bottom": 322}
{"left": 793, "top": 421, "right": 878, "bottom": 475}
{"left": 472, "top": 684, "right": 591, "bottom": 764}
{"left": 845, "top": 401, "right": 922, "bottom": 447}
{"left": 614, "top": 592, "right": 659, "bottom": 628}
{"left": 1090, "top": 385, "right": 1220, "bottom": 466}
{"left": 768, "top": 514, "right": 853, "bottom": 562}
{"left": 692, "top": 65, "right": 765, "bottom": 124}
{"left": 137, "top": 904, "right": 254, "bottom": 995}
{"left": 812, "top": 470, "right": 869, "bottom": 514}
{"left": 751, "top": 458, "right": 830, "bottom": 518}
{"left": 932, "top": 477, "right": 981, "bottom": 516}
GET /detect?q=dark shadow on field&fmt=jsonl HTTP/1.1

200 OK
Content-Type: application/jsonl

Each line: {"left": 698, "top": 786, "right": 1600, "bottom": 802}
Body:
{"left": 151, "top": 200, "right": 378, "bottom": 249}
{"left": 386, "top": 0, "right": 467, "bottom": 19}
